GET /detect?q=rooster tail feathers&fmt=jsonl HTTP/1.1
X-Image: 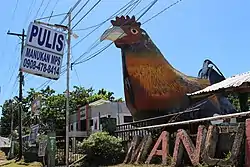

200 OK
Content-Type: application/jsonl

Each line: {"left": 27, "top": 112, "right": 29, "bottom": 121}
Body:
{"left": 198, "top": 59, "right": 225, "bottom": 85}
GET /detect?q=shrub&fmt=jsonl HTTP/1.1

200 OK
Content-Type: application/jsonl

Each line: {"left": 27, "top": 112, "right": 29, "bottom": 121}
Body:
{"left": 79, "top": 132, "right": 125, "bottom": 166}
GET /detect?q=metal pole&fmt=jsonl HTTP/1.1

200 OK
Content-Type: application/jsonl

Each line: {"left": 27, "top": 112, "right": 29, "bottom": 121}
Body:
{"left": 65, "top": 12, "right": 71, "bottom": 167}
{"left": 10, "top": 100, "right": 14, "bottom": 158}
{"left": 7, "top": 29, "right": 26, "bottom": 161}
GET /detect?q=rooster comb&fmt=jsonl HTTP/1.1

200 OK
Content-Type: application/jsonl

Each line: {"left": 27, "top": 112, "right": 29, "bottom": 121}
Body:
{"left": 111, "top": 15, "right": 141, "bottom": 27}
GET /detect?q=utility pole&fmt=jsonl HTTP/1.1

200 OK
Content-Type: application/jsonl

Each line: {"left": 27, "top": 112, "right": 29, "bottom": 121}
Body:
{"left": 35, "top": 12, "right": 71, "bottom": 166}
{"left": 7, "top": 29, "right": 26, "bottom": 161}
{"left": 65, "top": 11, "right": 71, "bottom": 167}
{"left": 10, "top": 100, "right": 14, "bottom": 158}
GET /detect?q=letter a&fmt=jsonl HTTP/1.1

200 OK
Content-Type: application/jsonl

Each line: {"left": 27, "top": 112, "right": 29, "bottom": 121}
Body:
{"left": 145, "top": 131, "right": 169, "bottom": 165}
{"left": 171, "top": 125, "right": 207, "bottom": 167}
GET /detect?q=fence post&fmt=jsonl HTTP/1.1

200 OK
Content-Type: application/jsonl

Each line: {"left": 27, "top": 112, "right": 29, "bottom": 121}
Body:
{"left": 245, "top": 119, "right": 250, "bottom": 167}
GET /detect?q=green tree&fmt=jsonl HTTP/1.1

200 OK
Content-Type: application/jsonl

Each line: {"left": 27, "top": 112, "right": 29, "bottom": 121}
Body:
{"left": 0, "top": 86, "right": 123, "bottom": 136}
{"left": 0, "top": 99, "right": 18, "bottom": 137}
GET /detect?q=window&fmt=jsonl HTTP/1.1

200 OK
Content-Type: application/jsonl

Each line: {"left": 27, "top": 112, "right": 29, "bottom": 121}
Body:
{"left": 80, "top": 119, "right": 93, "bottom": 131}
{"left": 124, "top": 116, "right": 133, "bottom": 123}
{"left": 70, "top": 124, "right": 73, "bottom": 131}
{"left": 76, "top": 123, "right": 79, "bottom": 131}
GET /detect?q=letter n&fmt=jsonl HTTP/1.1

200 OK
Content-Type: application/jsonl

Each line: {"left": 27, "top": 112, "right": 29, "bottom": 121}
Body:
{"left": 145, "top": 131, "right": 169, "bottom": 165}
{"left": 171, "top": 125, "right": 207, "bottom": 167}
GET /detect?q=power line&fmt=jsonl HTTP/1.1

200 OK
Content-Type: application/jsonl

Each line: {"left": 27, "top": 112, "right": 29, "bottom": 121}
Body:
{"left": 73, "top": 0, "right": 140, "bottom": 32}
{"left": 72, "top": 0, "right": 102, "bottom": 30}
{"left": 47, "top": 0, "right": 60, "bottom": 22}
{"left": 125, "top": 0, "right": 142, "bottom": 15}
{"left": 35, "top": 0, "right": 138, "bottom": 90}
{"left": 70, "top": 0, "right": 138, "bottom": 53}
{"left": 60, "top": 0, "right": 83, "bottom": 24}
{"left": 74, "top": 23, "right": 103, "bottom": 31}
{"left": 71, "top": 0, "right": 91, "bottom": 22}
{"left": 73, "top": 67, "right": 82, "bottom": 85}
{"left": 12, "top": 0, "right": 19, "bottom": 20}
{"left": 52, "top": 0, "right": 60, "bottom": 12}
{"left": 136, "top": 0, "right": 158, "bottom": 20}
{"left": 142, "top": 0, "right": 182, "bottom": 25}
{"left": 73, "top": 0, "right": 179, "bottom": 66}
{"left": 35, "top": 13, "right": 68, "bottom": 21}
{"left": 74, "top": 42, "right": 112, "bottom": 65}
{"left": 40, "top": 0, "right": 52, "bottom": 17}
{"left": 72, "top": 0, "right": 144, "bottom": 65}
{"left": 34, "top": 0, "right": 45, "bottom": 20}
{"left": 72, "top": 0, "right": 153, "bottom": 32}
{"left": 59, "top": 0, "right": 137, "bottom": 65}
{"left": 23, "top": 0, "right": 36, "bottom": 27}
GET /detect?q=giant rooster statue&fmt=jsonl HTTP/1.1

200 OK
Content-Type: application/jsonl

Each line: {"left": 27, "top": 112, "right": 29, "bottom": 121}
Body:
{"left": 100, "top": 15, "right": 236, "bottom": 122}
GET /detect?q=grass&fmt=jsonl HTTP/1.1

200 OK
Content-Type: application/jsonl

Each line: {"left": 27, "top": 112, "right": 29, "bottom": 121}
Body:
{"left": 109, "top": 165, "right": 168, "bottom": 167}
{"left": 0, "top": 160, "right": 42, "bottom": 167}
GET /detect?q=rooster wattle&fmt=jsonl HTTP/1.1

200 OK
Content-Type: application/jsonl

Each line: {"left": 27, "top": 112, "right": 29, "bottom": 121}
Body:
{"left": 101, "top": 15, "right": 236, "bottom": 121}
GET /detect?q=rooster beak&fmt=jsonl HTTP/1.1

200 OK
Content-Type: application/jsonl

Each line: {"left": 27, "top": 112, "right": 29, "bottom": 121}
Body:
{"left": 100, "top": 26, "right": 127, "bottom": 42}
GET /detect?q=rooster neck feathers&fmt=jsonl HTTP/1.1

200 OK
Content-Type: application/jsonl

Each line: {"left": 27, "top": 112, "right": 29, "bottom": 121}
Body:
{"left": 121, "top": 29, "right": 162, "bottom": 57}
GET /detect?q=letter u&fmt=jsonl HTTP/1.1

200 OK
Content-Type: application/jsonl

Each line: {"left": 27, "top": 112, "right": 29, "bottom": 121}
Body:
{"left": 38, "top": 28, "right": 47, "bottom": 46}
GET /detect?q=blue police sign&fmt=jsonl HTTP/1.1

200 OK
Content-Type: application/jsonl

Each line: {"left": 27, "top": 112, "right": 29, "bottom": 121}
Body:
{"left": 20, "top": 22, "right": 66, "bottom": 80}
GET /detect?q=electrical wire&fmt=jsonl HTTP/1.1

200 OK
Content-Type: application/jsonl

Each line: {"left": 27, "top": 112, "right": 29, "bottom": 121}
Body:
{"left": 72, "top": 0, "right": 102, "bottom": 30}
{"left": 72, "top": 0, "right": 140, "bottom": 32}
{"left": 60, "top": 0, "right": 83, "bottom": 24}
{"left": 60, "top": 0, "right": 138, "bottom": 65}
{"left": 35, "top": 13, "right": 68, "bottom": 21}
{"left": 70, "top": 0, "right": 138, "bottom": 56}
{"left": 74, "top": 23, "right": 103, "bottom": 31}
{"left": 71, "top": 0, "right": 91, "bottom": 22}
{"left": 35, "top": 0, "right": 139, "bottom": 90}
{"left": 136, "top": 0, "right": 158, "bottom": 21}
{"left": 74, "top": 67, "right": 82, "bottom": 85}
{"left": 72, "top": 0, "right": 154, "bottom": 32}
{"left": 34, "top": 0, "right": 45, "bottom": 20}
{"left": 142, "top": 0, "right": 182, "bottom": 25}
{"left": 40, "top": 0, "right": 52, "bottom": 17}
{"left": 52, "top": 0, "right": 60, "bottom": 12}
{"left": 74, "top": 42, "right": 112, "bottom": 65}
{"left": 73, "top": 0, "right": 182, "bottom": 65}
{"left": 23, "top": 0, "right": 36, "bottom": 27}
{"left": 12, "top": 0, "right": 19, "bottom": 20}
{"left": 72, "top": 0, "right": 146, "bottom": 65}
{"left": 125, "top": 0, "right": 142, "bottom": 15}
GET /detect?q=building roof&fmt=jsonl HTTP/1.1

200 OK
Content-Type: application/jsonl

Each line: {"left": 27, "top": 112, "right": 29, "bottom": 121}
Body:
{"left": 89, "top": 99, "right": 110, "bottom": 107}
{"left": 188, "top": 71, "right": 250, "bottom": 96}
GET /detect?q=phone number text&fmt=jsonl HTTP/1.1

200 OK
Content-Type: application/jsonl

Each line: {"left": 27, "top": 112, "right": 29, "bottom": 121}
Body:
{"left": 22, "top": 58, "right": 60, "bottom": 76}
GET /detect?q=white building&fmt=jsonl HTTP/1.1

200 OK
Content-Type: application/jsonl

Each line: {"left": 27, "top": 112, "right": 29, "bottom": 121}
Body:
{"left": 69, "top": 99, "right": 132, "bottom": 137}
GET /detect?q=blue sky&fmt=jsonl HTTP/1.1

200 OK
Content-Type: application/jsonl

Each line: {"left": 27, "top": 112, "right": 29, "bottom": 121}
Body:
{"left": 0, "top": 0, "right": 250, "bottom": 115}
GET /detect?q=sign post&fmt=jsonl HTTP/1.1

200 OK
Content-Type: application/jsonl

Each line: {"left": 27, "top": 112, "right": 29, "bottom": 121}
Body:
{"left": 47, "top": 132, "right": 56, "bottom": 167}
{"left": 47, "top": 119, "right": 56, "bottom": 167}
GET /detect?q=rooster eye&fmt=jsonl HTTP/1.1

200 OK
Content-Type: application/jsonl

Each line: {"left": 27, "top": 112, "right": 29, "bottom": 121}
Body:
{"left": 130, "top": 28, "right": 138, "bottom": 34}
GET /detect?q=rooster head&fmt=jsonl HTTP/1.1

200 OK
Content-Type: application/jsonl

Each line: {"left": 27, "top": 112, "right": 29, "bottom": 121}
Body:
{"left": 100, "top": 15, "right": 148, "bottom": 48}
